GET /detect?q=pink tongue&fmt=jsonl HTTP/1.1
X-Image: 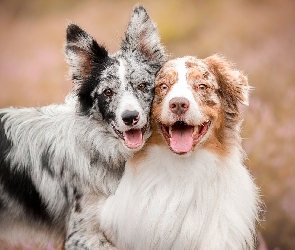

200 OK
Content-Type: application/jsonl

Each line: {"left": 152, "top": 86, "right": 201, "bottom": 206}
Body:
{"left": 170, "top": 125, "right": 194, "bottom": 154}
{"left": 123, "top": 129, "right": 143, "bottom": 149}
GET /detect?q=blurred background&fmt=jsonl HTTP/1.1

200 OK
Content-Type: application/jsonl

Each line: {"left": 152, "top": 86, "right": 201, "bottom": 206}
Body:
{"left": 0, "top": 0, "right": 294, "bottom": 249}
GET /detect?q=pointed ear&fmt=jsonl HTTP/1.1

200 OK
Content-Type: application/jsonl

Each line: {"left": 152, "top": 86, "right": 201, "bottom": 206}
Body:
{"left": 205, "top": 54, "right": 250, "bottom": 113}
{"left": 121, "top": 5, "right": 167, "bottom": 64}
{"left": 64, "top": 23, "right": 108, "bottom": 84}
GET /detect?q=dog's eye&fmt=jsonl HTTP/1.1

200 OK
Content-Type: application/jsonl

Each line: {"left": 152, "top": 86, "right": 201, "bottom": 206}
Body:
{"left": 198, "top": 84, "right": 207, "bottom": 90}
{"left": 137, "top": 83, "right": 147, "bottom": 91}
{"left": 160, "top": 84, "right": 168, "bottom": 90}
{"left": 103, "top": 89, "right": 114, "bottom": 97}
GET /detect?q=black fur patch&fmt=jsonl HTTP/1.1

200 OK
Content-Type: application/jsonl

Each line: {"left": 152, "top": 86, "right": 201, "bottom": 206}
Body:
{"left": 65, "top": 24, "right": 112, "bottom": 115}
{"left": 63, "top": 185, "right": 69, "bottom": 201}
{"left": 0, "top": 118, "right": 52, "bottom": 223}
{"left": 78, "top": 58, "right": 113, "bottom": 116}
{"left": 41, "top": 150, "right": 55, "bottom": 178}
{"left": 92, "top": 89, "right": 116, "bottom": 123}
{"left": 0, "top": 197, "right": 4, "bottom": 211}
{"left": 73, "top": 188, "right": 82, "bottom": 213}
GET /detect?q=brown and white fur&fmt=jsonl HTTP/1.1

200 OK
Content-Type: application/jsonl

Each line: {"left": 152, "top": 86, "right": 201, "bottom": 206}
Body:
{"left": 99, "top": 55, "right": 261, "bottom": 250}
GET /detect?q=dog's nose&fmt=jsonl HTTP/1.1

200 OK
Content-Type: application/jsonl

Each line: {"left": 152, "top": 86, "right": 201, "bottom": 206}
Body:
{"left": 122, "top": 110, "right": 140, "bottom": 126}
{"left": 169, "top": 97, "right": 190, "bottom": 115}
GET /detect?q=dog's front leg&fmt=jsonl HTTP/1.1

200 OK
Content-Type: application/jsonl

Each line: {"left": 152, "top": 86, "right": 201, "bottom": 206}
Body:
{"left": 64, "top": 190, "right": 117, "bottom": 250}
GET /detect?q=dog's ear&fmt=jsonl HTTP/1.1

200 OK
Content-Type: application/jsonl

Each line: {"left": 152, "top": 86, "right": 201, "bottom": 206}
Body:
{"left": 65, "top": 23, "right": 108, "bottom": 84}
{"left": 121, "top": 5, "right": 167, "bottom": 64}
{"left": 205, "top": 54, "right": 250, "bottom": 114}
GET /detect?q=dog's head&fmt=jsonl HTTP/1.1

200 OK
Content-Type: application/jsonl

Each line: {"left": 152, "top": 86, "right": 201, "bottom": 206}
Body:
{"left": 65, "top": 5, "right": 166, "bottom": 151}
{"left": 153, "top": 55, "right": 250, "bottom": 155}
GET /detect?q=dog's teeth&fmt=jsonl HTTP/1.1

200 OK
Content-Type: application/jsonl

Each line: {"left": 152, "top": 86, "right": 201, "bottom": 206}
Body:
{"left": 193, "top": 126, "right": 198, "bottom": 135}
{"left": 169, "top": 126, "right": 172, "bottom": 136}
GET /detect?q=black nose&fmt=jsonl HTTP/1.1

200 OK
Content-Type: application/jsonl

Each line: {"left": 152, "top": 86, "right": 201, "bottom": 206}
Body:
{"left": 169, "top": 97, "right": 190, "bottom": 115}
{"left": 122, "top": 110, "right": 140, "bottom": 126}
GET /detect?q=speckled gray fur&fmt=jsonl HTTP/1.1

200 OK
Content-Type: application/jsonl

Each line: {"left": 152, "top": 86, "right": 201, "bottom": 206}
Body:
{"left": 0, "top": 5, "right": 166, "bottom": 249}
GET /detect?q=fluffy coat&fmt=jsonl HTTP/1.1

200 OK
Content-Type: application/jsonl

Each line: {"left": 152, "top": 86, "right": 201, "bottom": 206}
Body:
{"left": 0, "top": 6, "right": 166, "bottom": 249}
{"left": 100, "top": 55, "right": 261, "bottom": 250}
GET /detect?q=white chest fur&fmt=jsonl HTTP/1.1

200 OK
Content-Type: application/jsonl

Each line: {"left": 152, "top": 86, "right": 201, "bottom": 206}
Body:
{"left": 100, "top": 145, "right": 259, "bottom": 250}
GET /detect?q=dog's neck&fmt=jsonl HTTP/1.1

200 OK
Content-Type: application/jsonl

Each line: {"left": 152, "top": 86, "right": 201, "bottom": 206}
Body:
{"left": 100, "top": 129, "right": 258, "bottom": 250}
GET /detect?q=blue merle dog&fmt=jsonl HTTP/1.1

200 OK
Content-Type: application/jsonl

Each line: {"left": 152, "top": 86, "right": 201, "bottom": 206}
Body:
{"left": 0, "top": 5, "right": 166, "bottom": 249}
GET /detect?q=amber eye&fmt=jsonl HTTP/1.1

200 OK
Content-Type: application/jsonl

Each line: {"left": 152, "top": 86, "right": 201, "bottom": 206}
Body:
{"left": 137, "top": 83, "right": 147, "bottom": 91}
{"left": 103, "top": 89, "right": 113, "bottom": 97}
{"left": 198, "top": 84, "right": 207, "bottom": 90}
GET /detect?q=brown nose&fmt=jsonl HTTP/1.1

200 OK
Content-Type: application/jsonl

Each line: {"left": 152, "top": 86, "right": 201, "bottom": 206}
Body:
{"left": 169, "top": 97, "right": 190, "bottom": 115}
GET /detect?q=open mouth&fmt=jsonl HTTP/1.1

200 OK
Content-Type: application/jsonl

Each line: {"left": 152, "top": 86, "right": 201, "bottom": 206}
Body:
{"left": 112, "top": 124, "right": 147, "bottom": 149}
{"left": 160, "top": 120, "right": 211, "bottom": 154}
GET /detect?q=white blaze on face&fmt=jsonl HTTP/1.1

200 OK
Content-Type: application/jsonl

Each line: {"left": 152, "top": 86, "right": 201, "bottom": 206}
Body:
{"left": 116, "top": 58, "right": 145, "bottom": 149}
{"left": 158, "top": 57, "right": 213, "bottom": 154}
{"left": 117, "top": 58, "right": 141, "bottom": 125}
{"left": 118, "top": 58, "right": 127, "bottom": 89}
{"left": 161, "top": 58, "right": 203, "bottom": 124}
